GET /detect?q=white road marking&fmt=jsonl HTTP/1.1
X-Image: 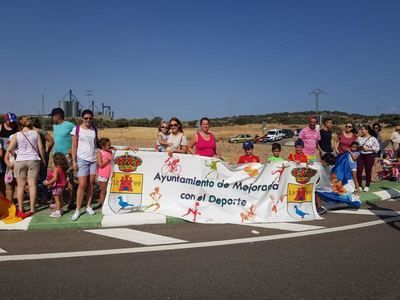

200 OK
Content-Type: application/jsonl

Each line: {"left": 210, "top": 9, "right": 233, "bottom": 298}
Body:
{"left": 373, "top": 189, "right": 400, "bottom": 200}
{"left": 1, "top": 215, "right": 399, "bottom": 262}
{"left": 0, "top": 248, "right": 7, "bottom": 254}
{"left": 84, "top": 228, "right": 188, "bottom": 245}
{"left": 330, "top": 209, "right": 400, "bottom": 216}
{"left": 244, "top": 223, "right": 325, "bottom": 231}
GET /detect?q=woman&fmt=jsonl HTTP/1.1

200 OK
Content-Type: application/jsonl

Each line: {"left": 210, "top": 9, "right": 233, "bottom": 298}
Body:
{"left": 188, "top": 117, "right": 219, "bottom": 158}
{"left": 356, "top": 125, "right": 380, "bottom": 192}
{"left": 7, "top": 116, "right": 45, "bottom": 218}
{"left": 165, "top": 117, "right": 188, "bottom": 155}
{"left": 372, "top": 122, "right": 384, "bottom": 156}
{"left": 32, "top": 118, "right": 54, "bottom": 203}
{"left": 71, "top": 110, "right": 98, "bottom": 221}
{"left": 335, "top": 122, "right": 357, "bottom": 154}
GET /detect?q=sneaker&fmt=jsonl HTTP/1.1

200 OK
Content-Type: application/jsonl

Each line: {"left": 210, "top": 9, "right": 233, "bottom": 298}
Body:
{"left": 49, "top": 210, "right": 62, "bottom": 218}
{"left": 358, "top": 187, "right": 363, "bottom": 192}
{"left": 71, "top": 210, "right": 81, "bottom": 221}
{"left": 86, "top": 206, "right": 96, "bottom": 215}
{"left": 49, "top": 203, "right": 56, "bottom": 209}
{"left": 363, "top": 187, "right": 370, "bottom": 192}
{"left": 317, "top": 206, "right": 327, "bottom": 215}
{"left": 16, "top": 210, "right": 29, "bottom": 219}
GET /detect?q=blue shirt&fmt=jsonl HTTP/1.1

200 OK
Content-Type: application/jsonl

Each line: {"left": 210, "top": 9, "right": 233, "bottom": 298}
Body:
{"left": 53, "top": 121, "right": 75, "bottom": 155}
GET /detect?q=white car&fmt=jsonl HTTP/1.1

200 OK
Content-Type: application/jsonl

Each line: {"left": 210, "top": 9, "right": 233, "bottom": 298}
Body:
{"left": 265, "top": 129, "right": 283, "bottom": 142}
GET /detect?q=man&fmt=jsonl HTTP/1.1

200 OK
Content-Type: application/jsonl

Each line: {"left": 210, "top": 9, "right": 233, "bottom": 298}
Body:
{"left": 0, "top": 112, "right": 18, "bottom": 196}
{"left": 318, "top": 117, "right": 334, "bottom": 156}
{"left": 299, "top": 116, "right": 321, "bottom": 163}
{"left": 49, "top": 108, "right": 76, "bottom": 208}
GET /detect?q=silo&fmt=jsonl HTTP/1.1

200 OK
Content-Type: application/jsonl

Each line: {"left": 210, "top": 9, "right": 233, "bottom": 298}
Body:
{"left": 58, "top": 100, "right": 70, "bottom": 117}
{"left": 72, "top": 101, "right": 80, "bottom": 117}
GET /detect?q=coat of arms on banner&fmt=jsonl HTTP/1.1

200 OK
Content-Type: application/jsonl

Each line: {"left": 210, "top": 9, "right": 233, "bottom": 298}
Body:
{"left": 108, "top": 173, "right": 143, "bottom": 213}
{"left": 114, "top": 152, "right": 143, "bottom": 172}
{"left": 287, "top": 166, "right": 317, "bottom": 220}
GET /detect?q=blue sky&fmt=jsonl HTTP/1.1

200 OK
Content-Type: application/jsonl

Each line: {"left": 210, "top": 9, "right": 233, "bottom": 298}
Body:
{"left": 1, "top": 0, "right": 399, "bottom": 120}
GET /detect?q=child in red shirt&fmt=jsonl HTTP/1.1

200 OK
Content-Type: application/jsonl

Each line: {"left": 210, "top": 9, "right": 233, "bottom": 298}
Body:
{"left": 238, "top": 141, "right": 260, "bottom": 164}
{"left": 288, "top": 139, "right": 308, "bottom": 164}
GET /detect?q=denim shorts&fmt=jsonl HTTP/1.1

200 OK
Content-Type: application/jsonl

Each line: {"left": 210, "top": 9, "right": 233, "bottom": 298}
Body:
{"left": 77, "top": 158, "right": 97, "bottom": 177}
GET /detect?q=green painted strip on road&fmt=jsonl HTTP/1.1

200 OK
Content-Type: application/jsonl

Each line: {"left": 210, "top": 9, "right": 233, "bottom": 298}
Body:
{"left": 28, "top": 206, "right": 102, "bottom": 230}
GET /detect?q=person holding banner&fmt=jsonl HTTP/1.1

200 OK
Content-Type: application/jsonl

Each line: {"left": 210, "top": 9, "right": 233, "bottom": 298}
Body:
{"left": 188, "top": 117, "right": 219, "bottom": 158}
{"left": 166, "top": 117, "right": 188, "bottom": 155}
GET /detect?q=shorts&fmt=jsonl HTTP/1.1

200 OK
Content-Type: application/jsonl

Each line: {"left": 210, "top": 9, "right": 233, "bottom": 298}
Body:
{"left": 97, "top": 175, "right": 109, "bottom": 182}
{"left": 77, "top": 158, "right": 97, "bottom": 177}
{"left": 14, "top": 160, "right": 40, "bottom": 178}
{"left": 52, "top": 186, "right": 65, "bottom": 196}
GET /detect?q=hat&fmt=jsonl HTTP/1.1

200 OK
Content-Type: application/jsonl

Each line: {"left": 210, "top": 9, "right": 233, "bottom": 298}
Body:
{"left": 4, "top": 112, "right": 17, "bottom": 123}
{"left": 243, "top": 141, "right": 254, "bottom": 149}
{"left": 295, "top": 139, "right": 304, "bottom": 147}
{"left": 48, "top": 107, "right": 65, "bottom": 117}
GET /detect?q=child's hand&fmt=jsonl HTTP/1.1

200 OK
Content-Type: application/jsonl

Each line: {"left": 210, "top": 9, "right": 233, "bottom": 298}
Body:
{"left": 43, "top": 180, "right": 49, "bottom": 186}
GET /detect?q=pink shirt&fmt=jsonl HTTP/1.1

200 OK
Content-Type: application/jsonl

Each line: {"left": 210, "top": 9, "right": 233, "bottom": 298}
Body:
{"left": 195, "top": 132, "right": 216, "bottom": 157}
{"left": 337, "top": 133, "right": 357, "bottom": 154}
{"left": 98, "top": 149, "right": 112, "bottom": 178}
{"left": 299, "top": 127, "right": 320, "bottom": 156}
{"left": 55, "top": 166, "right": 67, "bottom": 187}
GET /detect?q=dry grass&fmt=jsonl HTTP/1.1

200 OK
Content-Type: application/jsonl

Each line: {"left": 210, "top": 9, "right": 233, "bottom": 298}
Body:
{"left": 98, "top": 124, "right": 395, "bottom": 165}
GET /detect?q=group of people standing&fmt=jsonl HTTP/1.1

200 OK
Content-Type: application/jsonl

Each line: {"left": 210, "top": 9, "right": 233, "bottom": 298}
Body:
{"left": 1, "top": 110, "right": 399, "bottom": 221}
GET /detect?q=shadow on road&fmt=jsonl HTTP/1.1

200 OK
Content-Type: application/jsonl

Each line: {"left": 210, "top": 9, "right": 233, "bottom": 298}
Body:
{"left": 366, "top": 201, "right": 400, "bottom": 231}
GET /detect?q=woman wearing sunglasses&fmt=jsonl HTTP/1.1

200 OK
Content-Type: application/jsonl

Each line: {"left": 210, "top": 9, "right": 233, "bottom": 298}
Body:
{"left": 166, "top": 117, "right": 188, "bottom": 155}
{"left": 71, "top": 109, "right": 98, "bottom": 221}
{"left": 335, "top": 122, "right": 357, "bottom": 154}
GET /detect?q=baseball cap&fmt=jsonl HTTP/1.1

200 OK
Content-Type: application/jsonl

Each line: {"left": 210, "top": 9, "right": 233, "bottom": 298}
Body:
{"left": 4, "top": 112, "right": 17, "bottom": 123}
{"left": 48, "top": 107, "right": 65, "bottom": 117}
{"left": 295, "top": 139, "right": 304, "bottom": 147}
{"left": 243, "top": 141, "right": 254, "bottom": 149}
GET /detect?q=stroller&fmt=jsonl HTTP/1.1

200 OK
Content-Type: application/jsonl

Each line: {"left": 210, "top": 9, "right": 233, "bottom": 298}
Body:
{"left": 377, "top": 149, "right": 398, "bottom": 181}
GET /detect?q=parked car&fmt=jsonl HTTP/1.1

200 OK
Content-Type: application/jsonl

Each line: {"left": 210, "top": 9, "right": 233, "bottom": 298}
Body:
{"left": 265, "top": 129, "right": 283, "bottom": 142}
{"left": 228, "top": 134, "right": 254, "bottom": 143}
{"left": 282, "top": 129, "right": 294, "bottom": 138}
{"left": 294, "top": 128, "right": 301, "bottom": 136}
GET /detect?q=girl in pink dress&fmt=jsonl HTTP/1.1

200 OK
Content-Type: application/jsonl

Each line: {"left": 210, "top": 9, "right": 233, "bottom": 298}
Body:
{"left": 97, "top": 138, "right": 113, "bottom": 206}
{"left": 43, "top": 153, "right": 68, "bottom": 217}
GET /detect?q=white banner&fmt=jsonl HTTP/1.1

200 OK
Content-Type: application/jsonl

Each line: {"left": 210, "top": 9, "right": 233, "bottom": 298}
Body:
{"left": 102, "top": 151, "right": 322, "bottom": 223}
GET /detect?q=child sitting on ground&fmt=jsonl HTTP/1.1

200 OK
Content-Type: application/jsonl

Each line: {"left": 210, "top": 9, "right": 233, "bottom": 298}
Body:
{"left": 267, "top": 143, "right": 284, "bottom": 163}
{"left": 43, "top": 153, "right": 68, "bottom": 218}
{"left": 237, "top": 141, "right": 260, "bottom": 164}
{"left": 347, "top": 141, "right": 361, "bottom": 193}
{"left": 288, "top": 139, "right": 308, "bottom": 164}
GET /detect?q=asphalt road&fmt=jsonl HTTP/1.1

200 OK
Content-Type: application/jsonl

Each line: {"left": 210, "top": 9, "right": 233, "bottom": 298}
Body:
{"left": 0, "top": 200, "right": 399, "bottom": 299}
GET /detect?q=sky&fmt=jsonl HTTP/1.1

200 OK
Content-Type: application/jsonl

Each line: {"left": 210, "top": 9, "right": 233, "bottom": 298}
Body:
{"left": 1, "top": 0, "right": 399, "bottom": 120}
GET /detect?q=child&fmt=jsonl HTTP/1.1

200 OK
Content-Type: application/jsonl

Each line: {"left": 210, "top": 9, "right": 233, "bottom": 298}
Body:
{"left": 97, "top": 138, "right": 113, "bottom": 206}
{"left": 43, "top": 153, "right": 68, "bottom": 217}
{"left": 288, "top": 139, "right": 308, "bottom": 164}
{"left": 347, "top": 141, "right": 361, "bottom": 193}
{"left": 238, "top": 141, "right": 260, "bottom": 164}
{"left": 156, "top": 121, "right": 170, "bottom": 152}
{"left": 391, "top": 151, "right": 400, "bottom": 180}
{"left": 267, "top": 143, "right": 284, "bottom": 162}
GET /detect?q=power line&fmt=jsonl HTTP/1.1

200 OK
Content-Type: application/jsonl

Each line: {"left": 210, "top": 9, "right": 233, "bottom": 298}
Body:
{"left": 309, "top": 88, "right": 326, "bottom": 122}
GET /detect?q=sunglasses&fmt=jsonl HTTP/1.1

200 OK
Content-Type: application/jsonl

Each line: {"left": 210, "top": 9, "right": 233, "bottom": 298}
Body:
{"left": 83, "top": 117, "right": 93, "bottom": 120}
{"left": 170, "top": 123, "right": 178, "bottom": 127}
{"left": 345, "top": 125, "right": 353, "bottom": 128}
{"left": 161, "top": 126, "right": 168, "bottom": 129}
